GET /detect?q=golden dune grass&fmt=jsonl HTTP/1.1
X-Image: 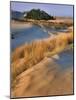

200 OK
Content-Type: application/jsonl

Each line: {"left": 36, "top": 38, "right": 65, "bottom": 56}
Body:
{"left": 11, "top": 57, "right": 73, "bottom": 97}
{"left": 11, "top": 32, "right": 73, "bottom": 80}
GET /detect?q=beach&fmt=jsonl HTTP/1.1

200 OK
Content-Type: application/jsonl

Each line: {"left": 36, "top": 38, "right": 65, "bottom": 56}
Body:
{"left": 11, "top": 16, "right": 74, "bottom": 98}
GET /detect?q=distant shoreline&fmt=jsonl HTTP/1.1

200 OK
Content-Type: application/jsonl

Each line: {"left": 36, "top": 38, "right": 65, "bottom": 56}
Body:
{"left": 11, "top": 17, "right": 73, "bottom": 30}
{"left": 11, "top": 20, "right": 33, "bottom": 29}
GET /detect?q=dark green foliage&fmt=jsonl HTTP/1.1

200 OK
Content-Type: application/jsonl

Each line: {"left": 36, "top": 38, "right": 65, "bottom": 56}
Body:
{"left": 25, "top": 9, "right": 55, "bottom": 20}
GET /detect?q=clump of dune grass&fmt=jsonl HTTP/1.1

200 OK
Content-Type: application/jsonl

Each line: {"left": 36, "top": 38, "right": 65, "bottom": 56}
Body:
{"left": 11, "top": 32, "right": 73, "bottom": 80}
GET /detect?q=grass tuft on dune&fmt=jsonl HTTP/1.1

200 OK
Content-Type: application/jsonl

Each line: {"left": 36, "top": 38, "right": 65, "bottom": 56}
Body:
{"left": 11, "top": 32, "right": 73, "bottom": 81}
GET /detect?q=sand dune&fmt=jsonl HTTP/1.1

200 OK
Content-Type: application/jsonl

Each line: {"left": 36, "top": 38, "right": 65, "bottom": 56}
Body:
{"left": 11, "top": 32, "right": 73, "bottom": 80}
{"left": 11, "top": 30, "right": 73, "bottom": 98}
{"left": 11, "top": 56, "right": 73, "bottom": 98}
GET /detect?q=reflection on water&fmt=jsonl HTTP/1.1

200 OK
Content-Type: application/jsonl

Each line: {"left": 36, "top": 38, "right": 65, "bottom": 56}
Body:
{"left": 11, "top": 25, "right": 50, "bottom": 50}
{"left": 11, "top": 25, "right": 67, "bottom": 50}
{"left": 52, "top": 49, "right": 73, "bottom": 69}
{"left": 11, "top": 24, "right": 73, "bottom": 70}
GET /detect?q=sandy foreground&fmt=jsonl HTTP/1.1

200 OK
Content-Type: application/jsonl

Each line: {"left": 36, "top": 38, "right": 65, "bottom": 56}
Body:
{"left": 11, "top": 52, "right": 73, "bottom": 98}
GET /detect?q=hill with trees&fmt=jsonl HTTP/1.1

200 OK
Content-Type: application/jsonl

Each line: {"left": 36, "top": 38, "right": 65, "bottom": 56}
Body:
{"left": 25, "top": 9, "right": 55, "bottom": 20}
{"left": 11, "top": 9, "right": 55, "bottom": 20}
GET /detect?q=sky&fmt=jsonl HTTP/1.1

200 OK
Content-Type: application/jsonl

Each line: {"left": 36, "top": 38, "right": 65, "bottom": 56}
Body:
{"left": 11, "top": 1, "right": 73, "bottom": 17}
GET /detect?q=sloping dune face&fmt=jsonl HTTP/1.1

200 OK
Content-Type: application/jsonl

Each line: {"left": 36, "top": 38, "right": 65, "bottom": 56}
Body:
{"left": 11, "top": 32, "right": 73, "bottom": 98}
{"left": 11, "top": 57, "right": 73, "bottom": 97}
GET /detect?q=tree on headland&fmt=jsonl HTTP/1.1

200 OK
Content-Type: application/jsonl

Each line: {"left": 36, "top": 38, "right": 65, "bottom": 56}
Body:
{"left": 24, "top": 9, "right": 55, "bottom": 20}
{"left": 11, "top": 9, "right": 55, "bottom": 20}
